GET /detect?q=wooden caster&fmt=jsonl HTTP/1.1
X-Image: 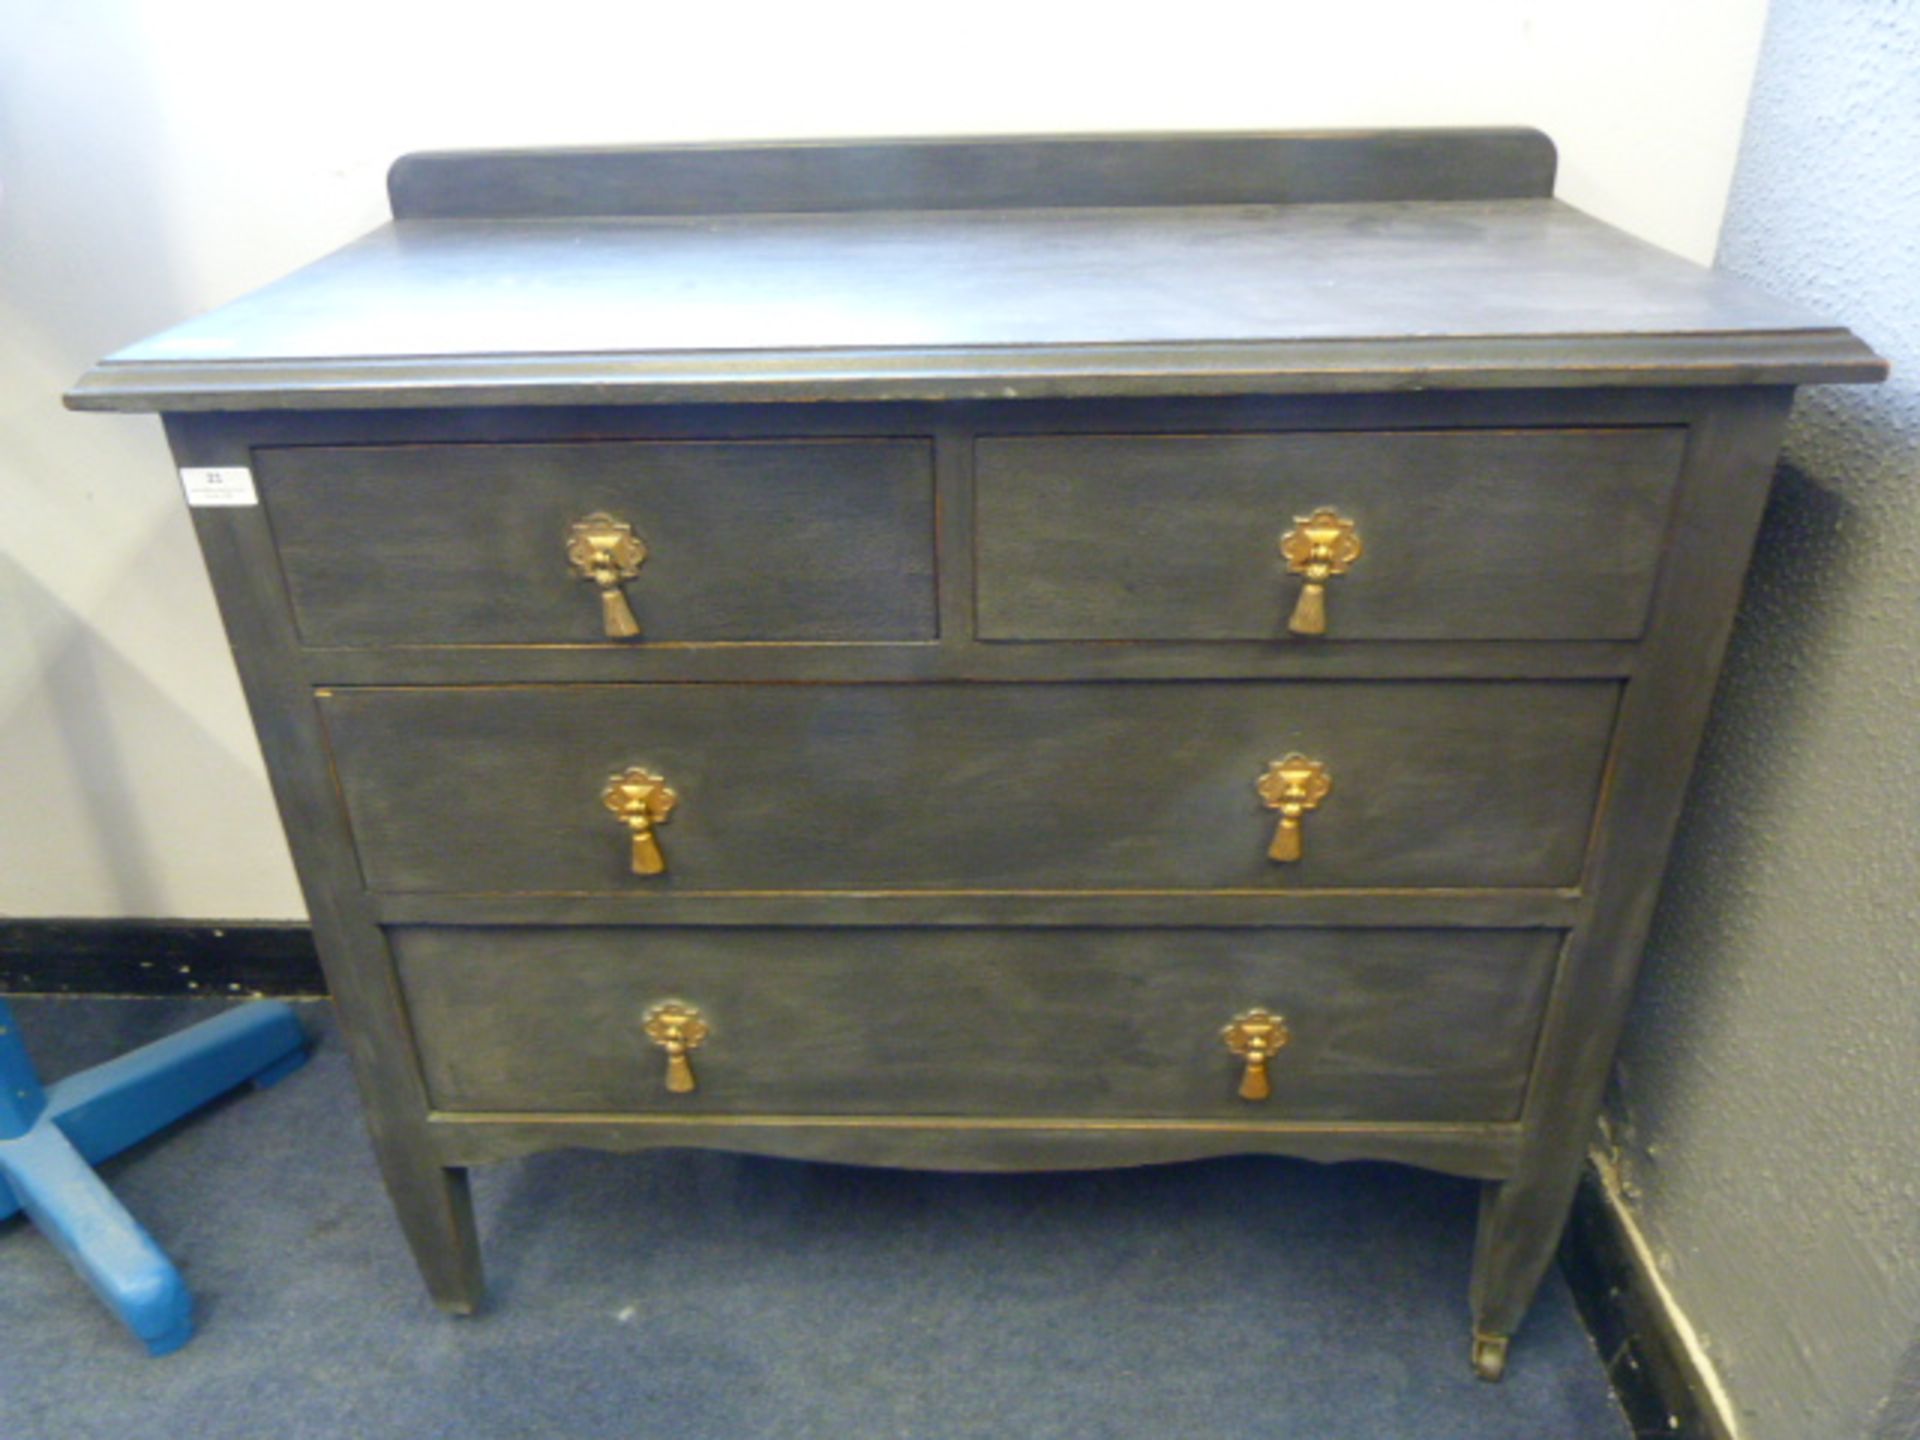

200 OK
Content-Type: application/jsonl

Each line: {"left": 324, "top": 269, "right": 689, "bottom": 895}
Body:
{"left": 1470, "top": 1330, "right": 1510, "bottom": 1382}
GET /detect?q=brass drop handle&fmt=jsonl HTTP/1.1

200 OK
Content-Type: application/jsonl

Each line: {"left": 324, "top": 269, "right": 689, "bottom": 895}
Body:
{"left": 567, "top": 512, "right": 648, "bottom": 638}
{"left": 1257, "top": 754, "right": 1331, "bottom": 863}
{"left": 1279, "top": 508, "right": 1362, "bottom": 636}
{"left": 602, "top": 766, "right": 678, "bottom": 876}
{"left": 1222, "top": 1008, "right": 1290, "bottom": 1101}
{"left": 643, "top": 1001, "right": 708, "bottom": 1094}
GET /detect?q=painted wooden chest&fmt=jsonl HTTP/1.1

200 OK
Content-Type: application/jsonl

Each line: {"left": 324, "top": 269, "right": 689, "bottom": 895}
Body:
{"left": 70, "top": 130, "right": 1884, "bottom": 1378}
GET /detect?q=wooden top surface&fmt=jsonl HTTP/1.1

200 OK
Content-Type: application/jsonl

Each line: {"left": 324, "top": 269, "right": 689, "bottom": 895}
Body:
{"left": 68, "top": 133, "right": 1884, "bottom": 411}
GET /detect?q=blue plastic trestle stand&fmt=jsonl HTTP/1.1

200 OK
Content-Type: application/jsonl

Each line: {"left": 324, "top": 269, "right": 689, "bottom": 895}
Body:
{"left": 0, "top": 999, "right": 309, "bottom": 1356}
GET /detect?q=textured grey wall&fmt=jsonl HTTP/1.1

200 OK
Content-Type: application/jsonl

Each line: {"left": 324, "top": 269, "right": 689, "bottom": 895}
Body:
{"left": 1607, "top": 2, "right": 1920, "bottom": 1438}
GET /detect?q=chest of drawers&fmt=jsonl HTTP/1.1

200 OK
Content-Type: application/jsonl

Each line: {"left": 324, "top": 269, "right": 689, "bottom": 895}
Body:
{"left": 70, "top": 130, "right": 1883, "bottom": 1380}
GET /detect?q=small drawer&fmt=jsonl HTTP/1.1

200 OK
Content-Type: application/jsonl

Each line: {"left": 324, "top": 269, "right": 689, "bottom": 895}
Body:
{"left": 394, "top": 925, "right": 1562, "bottom": 1122}
{"left": 974, "top": 428, "right": 1686, "bottom": 641}
{"left": 257, "top": 439, "right": 936, "bottom": 645}
{"left": 319, "top": 680, "right": 1617, "bottom": 893}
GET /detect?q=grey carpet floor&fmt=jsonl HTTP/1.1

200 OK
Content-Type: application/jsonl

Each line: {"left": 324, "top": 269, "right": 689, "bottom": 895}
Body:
{"left": 0, "top": 998, "right": 1628, "bottom": 1440}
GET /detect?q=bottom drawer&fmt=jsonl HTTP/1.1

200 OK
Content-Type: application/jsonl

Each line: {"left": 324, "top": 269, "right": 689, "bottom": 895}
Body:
{"left": 395, "top": 927, "right": 1560, "bottom": 1123}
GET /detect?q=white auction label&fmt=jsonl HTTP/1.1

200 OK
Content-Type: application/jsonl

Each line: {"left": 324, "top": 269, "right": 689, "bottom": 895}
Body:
{"left": 179, "top": 466, "right": 258, "bottom": 507}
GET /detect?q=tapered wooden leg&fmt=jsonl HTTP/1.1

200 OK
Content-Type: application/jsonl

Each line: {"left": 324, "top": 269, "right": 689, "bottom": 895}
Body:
{"left": 1468, "top": 1165, "right": 1582, "bottom": 1380}
{"left": 371, "top": 1134, "right": 484, "bottom": 1315}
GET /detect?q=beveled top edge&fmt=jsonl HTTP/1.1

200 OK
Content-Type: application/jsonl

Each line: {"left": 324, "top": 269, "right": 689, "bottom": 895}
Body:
{"left": 64, "top": 330, "right": 1889, "bottom": 414}
{"left": 387, "top": 128, "right": 1558, "bottom": 219}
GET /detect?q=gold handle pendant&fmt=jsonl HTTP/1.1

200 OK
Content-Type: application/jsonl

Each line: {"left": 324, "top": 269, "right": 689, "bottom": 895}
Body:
{"left": 1257, "top": 754, "right": 1331, "bottom": 864}
{"left": 642, "top": 1001, "right": 708, "bottom": 1094}
{"left": 602, "top": 766, "right": 678, "bottom": 876}
{"left": 1222, "top": 1009, "right": 1290, "bottom": 1101}
{"left": 567, "top": 513, "right": 648, "bottom": 639}
{"left": 1278, "top": 509, "right": 1362, "bottom": 636}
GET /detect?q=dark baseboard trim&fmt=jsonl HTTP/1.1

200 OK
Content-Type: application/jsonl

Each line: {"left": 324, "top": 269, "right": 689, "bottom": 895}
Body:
{"left": 1561, "top": 1165, "right": 1733, "bottom": 1440}
{"left": 0, "top": 920, "right": 324, "bottom": 997}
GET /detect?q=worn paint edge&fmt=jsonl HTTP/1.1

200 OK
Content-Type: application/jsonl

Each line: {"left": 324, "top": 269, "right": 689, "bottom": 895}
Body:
{"left": 0, "top": 920, "right": 324, "bottom": 997}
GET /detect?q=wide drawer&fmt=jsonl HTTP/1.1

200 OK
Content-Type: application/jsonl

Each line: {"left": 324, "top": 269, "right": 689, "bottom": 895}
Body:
{"left": 394, "top": 926, "right": 1561, "bottom": 1121}
{"left": 257, "top": 439, "right": 936, "bottom": 645}
{"left": 974, "top": 428, "right": 1686, "bottom": 641}
{"left": 321, "top": 681, "right": 1618, "bottom": 893}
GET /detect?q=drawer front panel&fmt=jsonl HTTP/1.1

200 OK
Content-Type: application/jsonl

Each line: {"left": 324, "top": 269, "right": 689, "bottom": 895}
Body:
{"left": 394, "top": 926, "right": 1561, "bottom": 1121}
{"left": 322, "top": 681, "right": 1618, "bottom": 893}
{"left": 975, "top": 428, "right": 1686, "bottom": 641}
{"left": 258, "top": 439, "right": 936, "bottom": 644}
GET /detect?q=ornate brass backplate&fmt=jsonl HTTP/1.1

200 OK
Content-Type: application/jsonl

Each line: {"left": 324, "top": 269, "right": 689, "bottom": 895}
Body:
{"left": 1221, "top": 1008, "right": 1291, "bottom": 1101}
{"left": 642, "top": 1000, "right": 709, "bottom": 1094}
{"left": 1278, "top": 508, "right": 1362, "bottom": 636}
{"left": 566, "top": 512, "right": 649, "bottom": 638}
{"left": 1256, "top": 754, "right": 1332, "bottom": 863}
{"left": 602, "top": 766, "right": 678, "bottom": 875}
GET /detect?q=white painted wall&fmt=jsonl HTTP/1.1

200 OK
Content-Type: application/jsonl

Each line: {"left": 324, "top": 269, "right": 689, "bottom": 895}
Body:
{"left": 0, "top": 0, "right": 1768, "bottom": 918}
{"left": 1608, "top": 3, "right": 1920, "bottom": 1435}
